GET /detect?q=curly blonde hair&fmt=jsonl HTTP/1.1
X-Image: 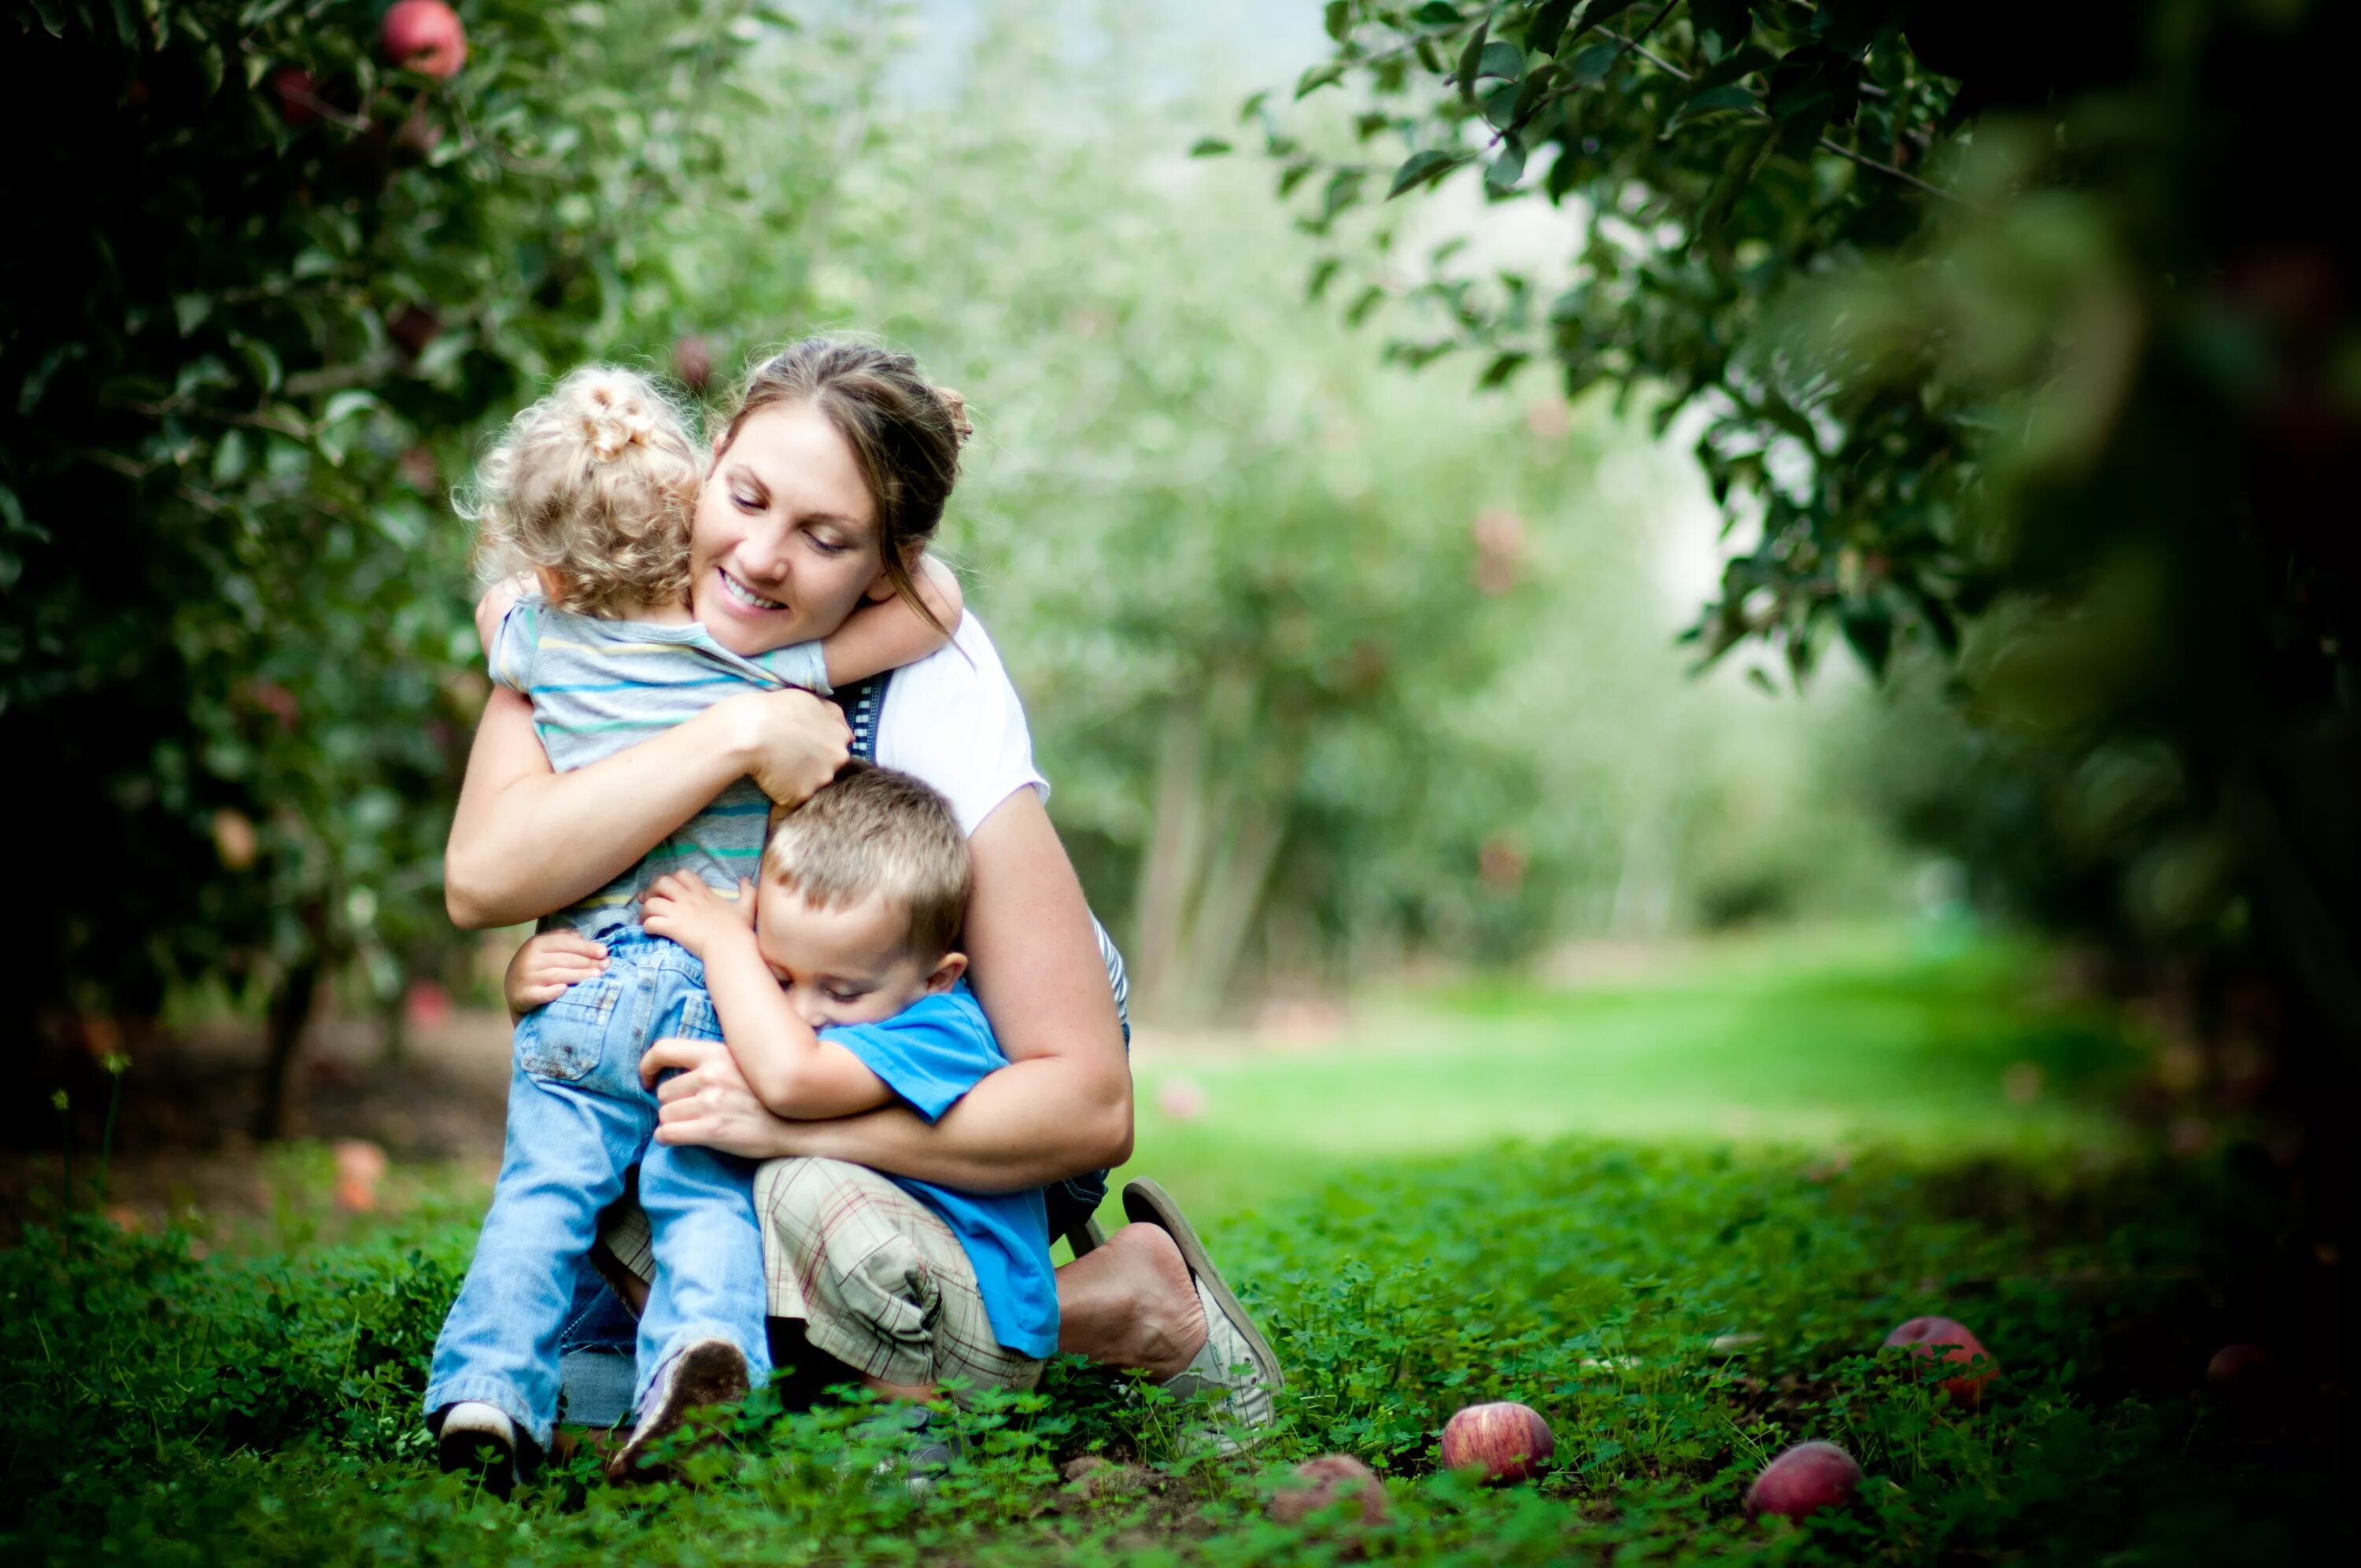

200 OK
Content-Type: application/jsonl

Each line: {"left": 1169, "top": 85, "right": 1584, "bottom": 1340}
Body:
{"left": 460, "top": 366, "right": 702, "bottom": 618}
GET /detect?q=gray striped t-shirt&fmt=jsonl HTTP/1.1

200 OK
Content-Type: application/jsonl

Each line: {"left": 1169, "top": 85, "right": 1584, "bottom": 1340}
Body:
{"left": 490, "top": 598, "right": 829, "bottom": 937}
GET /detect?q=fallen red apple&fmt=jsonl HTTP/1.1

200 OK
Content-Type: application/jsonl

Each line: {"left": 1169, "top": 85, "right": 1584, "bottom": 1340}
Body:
{"left": 2207, "top": 1342, "right": 2268, "bottom": 1393}
{"left": 1270, "top": 1454, "right": 1388, "bottom": 1526}
{"left": 381, "top": 0, "right": 467, "bottom": 79}
{"left": 1746, "top": 1440, "right": 1861, "bottom": 1520}
{"left": 673, "top": 334, "right": 715, "bottom": 393}
{"left": 1883, "top": 1315, "right": 1995, "bottom": 1406}
{"left": 1439, "top": 1401, "right": 1554, "bottom": 1484}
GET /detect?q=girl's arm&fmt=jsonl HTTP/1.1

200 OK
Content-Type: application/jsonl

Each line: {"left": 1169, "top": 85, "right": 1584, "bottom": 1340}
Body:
{"left": 639, "top": 874, "right": 892, "bottom": 1120}
{"left": 817, "top": 555, "right": 964, "bottom": 689}
{"left": 444, "top": 686, "right": 849, "bottom": 929}
{"left": 646, "top": 786, "right": 1133, "bottom": 1190}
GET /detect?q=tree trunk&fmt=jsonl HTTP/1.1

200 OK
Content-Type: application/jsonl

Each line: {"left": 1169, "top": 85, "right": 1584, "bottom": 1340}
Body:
{"left": 254, "top": 958, "right": 322, "bottom": 1142}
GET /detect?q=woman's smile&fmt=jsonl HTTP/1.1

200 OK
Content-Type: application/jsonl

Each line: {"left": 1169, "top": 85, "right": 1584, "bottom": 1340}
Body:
{"left": 714, "top": 566, "right": 787, "bottom": 615}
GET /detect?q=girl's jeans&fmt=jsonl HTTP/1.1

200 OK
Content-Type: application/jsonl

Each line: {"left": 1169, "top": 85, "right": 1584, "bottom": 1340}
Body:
{"left": 423, "top": 926, "right": 770, "bottom": 1452}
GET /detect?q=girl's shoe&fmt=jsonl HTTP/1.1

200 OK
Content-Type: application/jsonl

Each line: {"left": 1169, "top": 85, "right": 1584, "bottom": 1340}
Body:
{"left": 436, "top": 1401, "right": 519, "bottom": 1499}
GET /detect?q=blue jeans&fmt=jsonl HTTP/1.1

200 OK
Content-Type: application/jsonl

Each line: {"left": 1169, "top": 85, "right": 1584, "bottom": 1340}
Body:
{"left": 424, "top": 927, "right": 770, "bottom": 1451}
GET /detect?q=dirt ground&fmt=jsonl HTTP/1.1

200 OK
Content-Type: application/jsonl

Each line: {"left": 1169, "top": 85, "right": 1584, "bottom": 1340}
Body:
{"left": 2, "top": 1009, "right": 517, "bottom": 1242}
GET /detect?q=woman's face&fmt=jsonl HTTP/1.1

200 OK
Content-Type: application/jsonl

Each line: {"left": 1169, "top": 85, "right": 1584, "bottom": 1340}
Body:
{"left": 689, "top": 400, "right": 889, "bottom": 656}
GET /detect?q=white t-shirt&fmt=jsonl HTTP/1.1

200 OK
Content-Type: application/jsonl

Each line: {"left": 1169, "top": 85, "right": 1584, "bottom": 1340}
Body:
{"left": 873, "top": 611, "right": 1048, "bottom": 838}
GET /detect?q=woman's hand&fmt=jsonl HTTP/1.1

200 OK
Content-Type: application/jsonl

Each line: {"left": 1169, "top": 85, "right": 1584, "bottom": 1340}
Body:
{"left": 718, "top": 688, "right": 852, "bottom": 806}
{"left": 503, "top": 929, "right": 608, "bottom": 1013}
{"left": 641, "top": 1035, "right": 797, "bottom": 1158}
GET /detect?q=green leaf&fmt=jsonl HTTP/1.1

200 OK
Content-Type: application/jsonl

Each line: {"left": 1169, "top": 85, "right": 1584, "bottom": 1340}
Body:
{"left": 1476, "top": 40, "right": 1526, "bottom": 83}
{"left": 1456, "top": 13, "right": 1490, "bottom": 104}
{"left": 1526, "top": 0, "right": 1579, "bottom": 57}
{"left": 1412, "top": 2, "right": 1465, "bottom": 23}
{"left": 1509, "top": 61, "right": 1563, "bottom": 126}
{"left": 1565, "top": 42, "right": 1621, "bottom": 87}
{"left": 1296, "top": 61, "right": 1347, "bottom": 99}
{"left": 1325, "top": 1, "right": 1351, "bottom": 43}
{"left": 1307, "top": 257, "right": 1343, "bottom": 301}
{"left": 1679, "top": 83, "right": 1760, "bottom": 120}
{"left": 1564, "top": 0, "right": 1642, "bottom": 48}
{"left": 1694, "top": 44, "right": 1775, "bottom": 91}
{"left": 31, "top": 0, "right": 63, "bottom": 38}
{"left": 1480, "top": 350, "right": 1531, "bottom": 388}
{"left": 1388, "top": 149, "right": 1464, "bottom": 198}
{"left": 1190, "top": 138, "right": 1234, "bottom": 157}
{"left": 1690, "top": 0, "right": 1752, "bottom": 50}
{"left": 1486, "top": 138, "right": 1527, "bottom": 192}
{"left": 319, "top": 389, "right": 379, "bottom": 427}
{"left": 174, "top": 294, "right": 213, "bottom": 337}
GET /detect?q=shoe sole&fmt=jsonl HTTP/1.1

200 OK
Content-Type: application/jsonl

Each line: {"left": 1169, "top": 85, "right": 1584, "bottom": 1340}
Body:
{"left": 438, "top": 1427, "right": 516, "bottom": 1500}
{"left": 606, "top": 1340, "right": 751, "bottom": 1481}
{"left": 1121, "top": 1178, "right": 1284, "bottom": 1393}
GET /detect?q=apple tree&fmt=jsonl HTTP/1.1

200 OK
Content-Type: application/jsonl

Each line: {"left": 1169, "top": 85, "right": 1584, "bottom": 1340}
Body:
{"left": 1221, "top": 2, "right": 2359, "bottom": 1074}
{"left": 2, "top": 0, "right": 848, "bottom": 1135}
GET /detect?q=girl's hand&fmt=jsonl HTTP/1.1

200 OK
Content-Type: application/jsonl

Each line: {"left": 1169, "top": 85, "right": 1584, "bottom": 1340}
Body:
{"left": 641, "top": 873, "right": 756, "bottom": 959}
{"left": 641, "top": 1035, "right": 797, "bottom": 1157}
{"left": 717, "top": 688, "right": 852, "bottom": 807}
{"left": 474, "top": 573, "right": 538, "bottom": 661}
{"left": 504, "top": 929, "right": 608, "bottom": 1013}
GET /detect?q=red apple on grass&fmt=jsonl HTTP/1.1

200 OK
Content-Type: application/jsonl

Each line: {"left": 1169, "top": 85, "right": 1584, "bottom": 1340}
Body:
{"left": 1439, "top": 1401, "right": 1554, "bottom": 1484}
{"left": 381, "top": 0, "right": 467, "bottom": 79}
{"left": 1270, "top": 1454, "right": 1388, "bottom": 1526}
{"left": 1746, "top": 1441, "right": 1861, "bottom": 1520}
{"left": 2207, "top": 1342, "right": 2268, "bottom": 1393}
{"left": 1884, "top": 1315, "right": 1996, "bottom": 1406}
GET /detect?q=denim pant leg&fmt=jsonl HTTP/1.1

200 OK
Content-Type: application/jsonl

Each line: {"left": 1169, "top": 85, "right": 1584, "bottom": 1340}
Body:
{"left": 422, "top": 1060, "right": 643, "bottom": 1450}
{"left": 631, "top": 965, "right": 771, "bottom": 1408}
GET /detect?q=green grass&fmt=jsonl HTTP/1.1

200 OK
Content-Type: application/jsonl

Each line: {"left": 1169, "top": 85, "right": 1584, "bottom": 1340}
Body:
{"left": 2, "top": 933, "right": 2338, "bottom": 1565}
{"left": 1111, "top": 926, "right": 2137, "bottom": 1225}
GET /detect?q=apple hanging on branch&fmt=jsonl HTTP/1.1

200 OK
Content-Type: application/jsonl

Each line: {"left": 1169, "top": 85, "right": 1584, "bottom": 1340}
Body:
{"left": 381, "top": 0, "right": 468, "bottom": 79}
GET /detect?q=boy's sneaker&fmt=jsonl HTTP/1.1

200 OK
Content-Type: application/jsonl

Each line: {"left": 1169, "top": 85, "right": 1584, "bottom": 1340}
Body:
{"left": 606, "top": 1337, "right": 751, "bottom": 1482}
{"left": 437, "top": 1401, "right": 519, "bottom": 1499}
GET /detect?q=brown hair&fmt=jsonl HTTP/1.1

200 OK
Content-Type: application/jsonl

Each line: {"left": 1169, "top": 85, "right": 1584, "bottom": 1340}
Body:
{"left": 762, "top": 762, "right": 971, "bottom": 960}
{"left": 715, "top": 338, "right": 973, "bottom": 633}
{"left": 461, "top": 366, "right": 701, "bottom": 618}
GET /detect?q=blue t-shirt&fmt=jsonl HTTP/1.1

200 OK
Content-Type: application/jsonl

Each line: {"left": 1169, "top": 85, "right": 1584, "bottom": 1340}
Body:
{"left": 820, "top": 983, "right": 1057, "bottom": 1360}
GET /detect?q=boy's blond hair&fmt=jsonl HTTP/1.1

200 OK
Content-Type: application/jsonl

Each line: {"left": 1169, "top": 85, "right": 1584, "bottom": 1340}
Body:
{"left": 460, "top": 366, "right": 702, "bottom": 618}
{"left": 763, "top": 764, "right": 971, "bottom": 959}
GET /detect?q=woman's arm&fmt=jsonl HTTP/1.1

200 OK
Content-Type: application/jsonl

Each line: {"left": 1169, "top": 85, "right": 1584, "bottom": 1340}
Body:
{"left": 648, "top": 786, "right": 1133, "bottom": 1188}
{"left": 444, "top": 686, "right": 850, "bottom": 929}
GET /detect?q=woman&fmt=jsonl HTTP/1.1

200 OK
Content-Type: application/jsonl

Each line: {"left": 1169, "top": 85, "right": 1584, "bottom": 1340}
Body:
{"left": 445, "top": 338, "right": 1280, "bottom": 1441}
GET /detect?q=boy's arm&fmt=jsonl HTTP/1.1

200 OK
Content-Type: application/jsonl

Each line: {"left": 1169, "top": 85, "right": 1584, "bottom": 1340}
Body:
{"left": 640, "top": 876, "right": 894, "bottom": 1119}
{"left": 686, "top": 932, "right": 898, "bottom": 1120}
{"left": 818, "top": 555, "right": 963, "bottom": 688}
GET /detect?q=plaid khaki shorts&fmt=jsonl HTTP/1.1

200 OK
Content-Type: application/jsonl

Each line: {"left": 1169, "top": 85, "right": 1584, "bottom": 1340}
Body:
{"left": 600, "top": 1156, "right": 1044, "bottom": 1394}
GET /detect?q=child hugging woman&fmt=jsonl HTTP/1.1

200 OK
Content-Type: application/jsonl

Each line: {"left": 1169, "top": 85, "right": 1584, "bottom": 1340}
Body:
{"left": 422, "top": 363, "right": 960, "bottom": 1493}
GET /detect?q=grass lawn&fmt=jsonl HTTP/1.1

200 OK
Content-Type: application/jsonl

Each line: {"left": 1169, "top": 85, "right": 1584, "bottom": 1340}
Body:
{"left": 4, "top": 930, "right": 2341, "bottom": 1564}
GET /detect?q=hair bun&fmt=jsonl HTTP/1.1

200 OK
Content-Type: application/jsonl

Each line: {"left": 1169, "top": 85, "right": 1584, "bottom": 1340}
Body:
{"left": 935, "top": 386, "right": 974, "bottom": 449}
{"left": 578, "top": 373, "right": 655, "bottom": 462}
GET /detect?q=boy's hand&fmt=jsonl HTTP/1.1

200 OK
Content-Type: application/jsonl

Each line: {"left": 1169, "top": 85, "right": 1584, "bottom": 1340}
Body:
{"left": 641, "top": 872, "right": 756, "bottom": 959}
{"left": 504, "top": 930, "right": 608, "bottom": 1013}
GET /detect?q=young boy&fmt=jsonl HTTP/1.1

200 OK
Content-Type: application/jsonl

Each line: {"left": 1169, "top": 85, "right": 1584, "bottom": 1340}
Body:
{"left": 637, "top": 763, "right": 1058, "bottom": 1396}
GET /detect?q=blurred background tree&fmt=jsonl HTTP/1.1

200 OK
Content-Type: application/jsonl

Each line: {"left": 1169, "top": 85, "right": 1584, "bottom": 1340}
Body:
{"left": 2, "top": 0, "right": 874, "bottom": 1134}
{"left": 1229, "top": 2, "right": 2357, "bottom": 1106}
